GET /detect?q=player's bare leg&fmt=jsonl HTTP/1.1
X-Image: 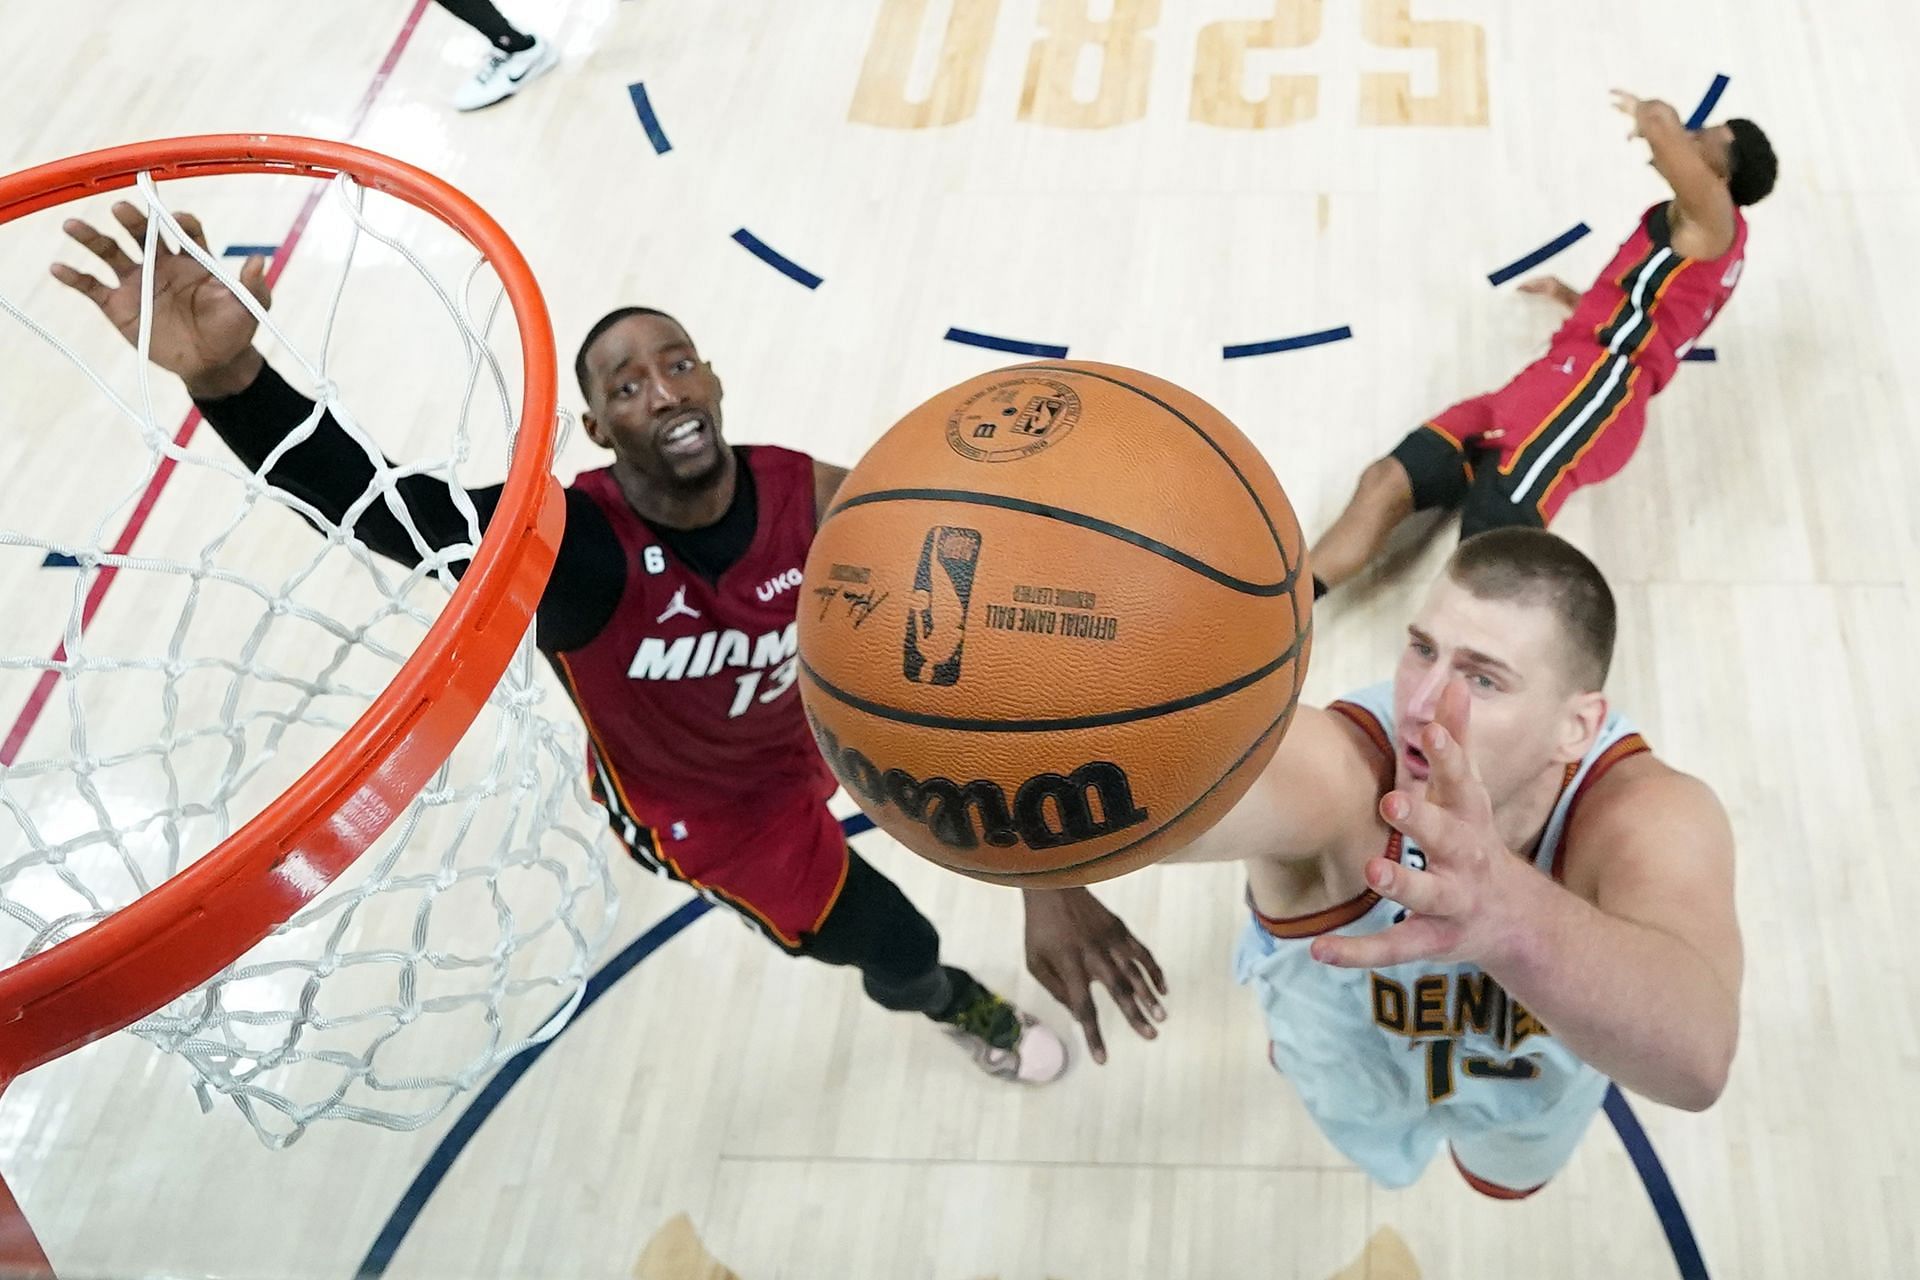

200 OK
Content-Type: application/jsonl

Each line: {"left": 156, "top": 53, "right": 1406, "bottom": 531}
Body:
{"left": 1308, "top": 457, "right": 1416, "bottom": 593}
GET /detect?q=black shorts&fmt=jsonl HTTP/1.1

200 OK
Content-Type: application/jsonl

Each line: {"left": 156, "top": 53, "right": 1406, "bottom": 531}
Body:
{"left": 1389, "top": 427, "right": 1547, "bottom": 538}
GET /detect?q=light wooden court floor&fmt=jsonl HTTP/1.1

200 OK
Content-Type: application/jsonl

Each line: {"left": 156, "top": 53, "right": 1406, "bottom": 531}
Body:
{"left": 1, "top": 1, "right": 1916, "bottom": 1276}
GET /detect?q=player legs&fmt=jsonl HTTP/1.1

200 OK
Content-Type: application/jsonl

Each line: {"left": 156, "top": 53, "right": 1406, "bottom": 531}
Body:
{"left": 605, "top": 787, "right": 1068, "bottom": 1084}
{"left": 1308, "top": 401, "right": 1488, "bottom": 594}
{"left": 797, "top": 850, "right": 958, "bottom": 1013}
{"left": 1446, "top": 1071, "right": 1611, "bottom": 1200}
{"left": 433, "top": 0, "right": 557, "bottom": 111}
{"left": 799, "top": 853, "right": 1068, "bottom": 1084}
{"left": 1307, "top": 456, "right": 1417, "bottom": 595}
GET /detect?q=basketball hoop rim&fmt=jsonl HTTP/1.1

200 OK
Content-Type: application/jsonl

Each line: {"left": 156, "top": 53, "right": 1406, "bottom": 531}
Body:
{"left": 0, "top": 134, "right": 566, "bottom": 1088}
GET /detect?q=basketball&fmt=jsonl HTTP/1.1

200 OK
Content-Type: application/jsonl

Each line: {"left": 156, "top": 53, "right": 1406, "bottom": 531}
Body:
{"left": 797, "top": 360, "right": 1311, "bottom": 888}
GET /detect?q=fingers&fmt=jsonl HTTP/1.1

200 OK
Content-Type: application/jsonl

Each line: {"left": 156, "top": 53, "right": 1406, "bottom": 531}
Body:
{"left": 238, "top": 254, "right": 272, "bottom": 308}
{"left": 1031, "top": 958, "right": 1109, "bottom": 1065}
{"left": 1068, "top": 988, "right": 1108, "bottom": 1065}
{"left": 61, "top": 217, "right": 139, "bottom": 282}
{"left": 1420, "top": 682, "right": 1476, "bottom": 810}
{"left": 110, "top": 200, "right": 152, "bottom": 248}
{"left": 174, "top": 211, "right": 212, "bottom": 254}
{"left": 1360, "top": 849, "right": 1456, "bottom": 917}
{"left": 1087, "top": 952, "right": 1160, "bottom": 1042}
{"left": 48, "top": 261, "right": 112, "bottom": 307}
{"left": 1131, "top": 936, "right": 1169, "bottom": 998}
{"left": 1380, "top": 783, "right": 1472, "bottom": 871}
{"left": 1435, "top": 677, "right": 1471, "bottom": 754}
{"left": 1311, "top": 915, "right": 1456, "bottom": 970}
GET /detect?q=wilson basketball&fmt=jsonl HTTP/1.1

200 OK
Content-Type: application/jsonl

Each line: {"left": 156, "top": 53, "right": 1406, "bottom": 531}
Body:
{"left": 797, "top": 360, "right": 1311, "bottom": 888}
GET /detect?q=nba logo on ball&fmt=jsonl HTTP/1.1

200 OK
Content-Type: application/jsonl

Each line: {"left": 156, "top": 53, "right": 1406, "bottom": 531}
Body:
{"left": 799, "top": 360, "right": 1313, "bottom": 889}
{"left": 903, "top": 526, "right": 981, "bottom": 686}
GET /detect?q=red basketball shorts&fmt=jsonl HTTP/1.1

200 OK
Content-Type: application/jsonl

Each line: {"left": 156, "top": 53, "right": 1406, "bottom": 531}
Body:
{"left": 1391, "top": 346, "right": 1652, "bottom": 531}
{"left": 594, "top": 777, "right": 851, "bottom": 950}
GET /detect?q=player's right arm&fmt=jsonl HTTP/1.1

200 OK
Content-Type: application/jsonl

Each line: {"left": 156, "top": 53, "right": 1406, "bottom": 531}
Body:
{"left": 51, "top": 204, "right": 622, "bottom": 652}
{"left": 1613, "top": 90, "right": 1737, "bottom": 258}
{"left": 1155, "top": 704, "right": 1381, "bottom": 866}
{"left": 1022, "top": 704, "right": 1378, "bottom": 1062}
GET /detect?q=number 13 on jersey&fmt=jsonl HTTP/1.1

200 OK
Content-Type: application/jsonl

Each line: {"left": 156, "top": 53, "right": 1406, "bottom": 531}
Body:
{"left": 730, "top": 658, "right": 799, "bottom": 718}
{"left": 850, "top": 0, "right": 1487, "bottom": 130}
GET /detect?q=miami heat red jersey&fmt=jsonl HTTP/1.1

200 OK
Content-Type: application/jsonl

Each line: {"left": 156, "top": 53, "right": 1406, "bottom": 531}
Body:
{"left": 554, "top": 446, "right": 833, "bottom": 829}
{"left": 1552, "top": 202, "right": 1748, "bottom": 394}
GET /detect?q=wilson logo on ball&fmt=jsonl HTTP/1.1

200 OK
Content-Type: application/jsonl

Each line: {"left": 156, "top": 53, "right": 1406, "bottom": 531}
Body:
{"left": 902, "top": 525, "right": 981, "bottom": 686}
{"left": 810, "top": 720, "right": 1149, "bottom": 852}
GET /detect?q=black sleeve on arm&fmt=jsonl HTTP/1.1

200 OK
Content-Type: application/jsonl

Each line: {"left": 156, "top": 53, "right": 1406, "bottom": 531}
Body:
{"left": 193, "top": 360, "right": 626, "bottom": 653}
{"left": 194, "top": 360, "right": 485, "bottom": 569}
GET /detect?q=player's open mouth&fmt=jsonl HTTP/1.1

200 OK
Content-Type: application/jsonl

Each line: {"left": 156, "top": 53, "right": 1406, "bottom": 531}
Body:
{"left": 657, "top": 412, "right": 711, "bottom": 458}
{"left": 1401, "top": 740, "right": 1431, "bottom": 781}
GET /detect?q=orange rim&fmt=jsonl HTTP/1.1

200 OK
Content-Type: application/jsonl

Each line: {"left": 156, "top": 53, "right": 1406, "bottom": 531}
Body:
{"left": 0, "top": 135, "right": 565, "bottom": 1086}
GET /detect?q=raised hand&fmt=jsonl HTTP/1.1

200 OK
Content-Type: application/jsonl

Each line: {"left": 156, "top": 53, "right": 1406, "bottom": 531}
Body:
{"left": 50, "top": 202, "right": 269, "bottom": 399}
{"left": 1310, "top": 678, "right": 1526, "bottom": 972}
{"left": 1611, "top": 89, "right": 1682, "bottom": 142}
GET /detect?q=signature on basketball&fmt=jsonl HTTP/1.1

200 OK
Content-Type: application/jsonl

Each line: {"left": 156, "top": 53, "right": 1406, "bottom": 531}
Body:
{"left": 813, "top": 585, "right": 889, "bottom": 628}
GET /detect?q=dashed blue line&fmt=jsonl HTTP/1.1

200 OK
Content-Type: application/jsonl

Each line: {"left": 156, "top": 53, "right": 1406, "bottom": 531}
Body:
{"left": 732, "top": 229, "right": 823, "bottom": 290}
{"left": 221, "top": 244, "right": 278, "bottom": 258}
{"left": 1685, "top": 75, "right": 1731, "bottom": 130}
{"left": 1683, "top": 348, "right": 1717, "bottom": 363}
{"left": 40, "top": 552, "right": 80, "bottom": 568}
{"left": 943, "top": 328, "right": 1068, "bottom": 359}
{"left": 1222, "top": 325, "right": 1353, "bottom": 360}
{"left": 628, "top": 82, "right": 672, "bottom": 154}
{"left": 1488, "top": 224, "right": 1592, "bottom": 286}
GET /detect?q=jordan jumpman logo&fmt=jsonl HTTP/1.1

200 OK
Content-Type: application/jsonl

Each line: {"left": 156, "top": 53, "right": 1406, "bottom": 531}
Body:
{"left": 655, "top": 585, "right": 702, "bottom": 624}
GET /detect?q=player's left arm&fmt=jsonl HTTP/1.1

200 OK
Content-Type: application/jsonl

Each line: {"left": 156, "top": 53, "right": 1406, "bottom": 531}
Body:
{"left": 1500, "top": 765, "right": 1743, "bottom": 1111}
{"left": 1614, "top": 90, "right": 1737, "bottom": 258}
{"left": 813, "top": 461, "right": 850, "bottom": 523}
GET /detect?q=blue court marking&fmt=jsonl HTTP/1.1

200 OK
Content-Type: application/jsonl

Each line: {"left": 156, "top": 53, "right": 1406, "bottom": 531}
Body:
{"left": 943, "top": 327, "right": 1069, "bottom": 359}
{"left": 358, "top": 813, "right": 877, "bottom": 1276}
{"left": 1686, "top": 75, "right": 1731, "bottom": 130}
{"left": 628, "top": 82, "right": 672, "bottom": 154}
{"left": 39, "top": 552, "right": 79, "bottom": 568}
{"left": 732, "top": 229, "right": 823, "bottom": 290}
{"left": 1605, "top": 1085, "right": 1710, "bottom": 1278}
{"left": 1683, "top": 348, "right": 1717, "bottom": 363}
{"left": 1488, "top": 224, "right": 1592, "bottom": 287}
{"left": 357, "top": 896, "right": 714, "bottom": 1276}
{"left": 1222, "top": 325, "right": 1353, "bottom": 360}
{"left": 221, "top": 244, "right": 278, "bottom": 258}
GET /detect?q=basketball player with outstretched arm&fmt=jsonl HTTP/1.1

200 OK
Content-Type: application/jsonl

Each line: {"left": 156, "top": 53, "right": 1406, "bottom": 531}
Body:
{"left": 1026, "top": 531, "right": 1741, "bottom": 1196}
{"left": 51, "top": 205, "right": 1094, "bottom": 1084}
{"left": 1309, "top": 91, "right": 1778, "bottom": 597}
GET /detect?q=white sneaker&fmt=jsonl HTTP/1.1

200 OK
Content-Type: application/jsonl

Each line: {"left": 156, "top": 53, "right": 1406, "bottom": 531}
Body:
{"left": 940, "top": 989, "right": 1069, "bottom": 1085}
{"left": 454, "top": 36, "right": 558, "bottom": 112}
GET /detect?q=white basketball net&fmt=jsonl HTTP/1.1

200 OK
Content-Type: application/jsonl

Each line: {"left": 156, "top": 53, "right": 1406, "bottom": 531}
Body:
{"left": 0, "top": 170, "right": 618, "bottom": 1147}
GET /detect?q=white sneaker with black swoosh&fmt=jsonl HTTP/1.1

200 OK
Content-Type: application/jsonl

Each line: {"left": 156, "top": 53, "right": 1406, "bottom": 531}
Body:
{"left": 454, "top": 36, "right": 558, "bottom": 112}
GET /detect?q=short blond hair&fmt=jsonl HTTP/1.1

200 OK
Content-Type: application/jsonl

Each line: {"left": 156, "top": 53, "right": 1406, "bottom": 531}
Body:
{"left": 1446, "top": 530, "right": 1616, "bottom": 691}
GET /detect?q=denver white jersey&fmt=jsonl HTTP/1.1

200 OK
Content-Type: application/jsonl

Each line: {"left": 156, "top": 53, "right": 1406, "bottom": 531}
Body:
{"left": 1233, "top": 681, "right": 1650, "bottom": 1190}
